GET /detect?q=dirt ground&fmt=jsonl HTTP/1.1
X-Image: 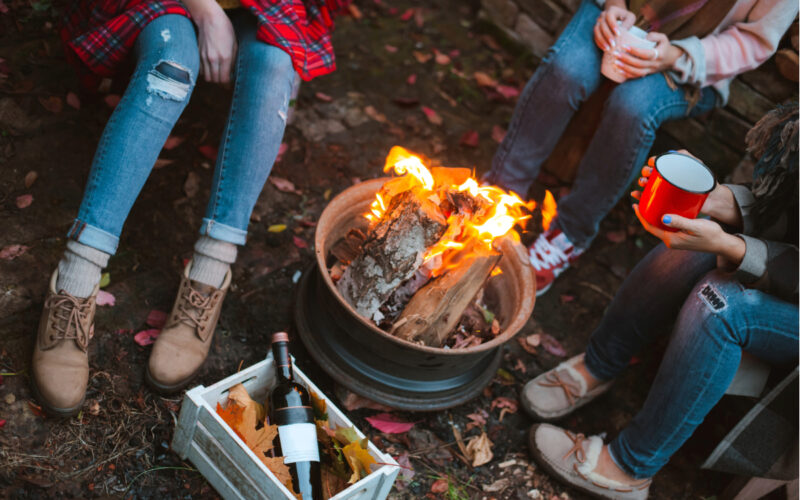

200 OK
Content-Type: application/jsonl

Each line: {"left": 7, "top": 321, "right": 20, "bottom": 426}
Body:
{"left": 0, "top": 1, "right": 761, "bottom": 499}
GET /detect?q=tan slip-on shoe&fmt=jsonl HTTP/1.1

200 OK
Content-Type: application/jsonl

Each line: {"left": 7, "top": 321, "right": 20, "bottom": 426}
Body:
{"left": 145, "top": 261, "right": 231, "bottom": 394}
{"left": 31, "top": 270, "right": 98, "bottom": 417}
{"left": 521, "top": 353, "right": 613, "bottom": 421}
{"left": 529, "top": 424, "right": 651, "bottom": 500}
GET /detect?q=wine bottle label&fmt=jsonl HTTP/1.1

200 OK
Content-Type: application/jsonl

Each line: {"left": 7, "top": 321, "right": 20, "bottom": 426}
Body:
{"left": 277, "top": 423, "right": 320, "bottom": 464}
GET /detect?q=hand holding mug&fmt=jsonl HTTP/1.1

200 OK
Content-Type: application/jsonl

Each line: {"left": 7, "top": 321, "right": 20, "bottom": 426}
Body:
{"left": 614, "top": 32, "right": 683, "bottom": 79}
{"left": 594, "top": 5, "right": 636, "bottom": 52}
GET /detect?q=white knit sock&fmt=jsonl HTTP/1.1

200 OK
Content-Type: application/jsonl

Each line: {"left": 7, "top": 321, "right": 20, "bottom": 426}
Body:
{"left": 189, "top": 236, "right": 237, "bottom": 288}
{"left": 56, "top": 240, "right": 110, "bottom": 298}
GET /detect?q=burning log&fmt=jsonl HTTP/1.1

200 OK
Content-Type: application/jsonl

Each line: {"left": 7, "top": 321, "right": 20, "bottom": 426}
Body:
{"left": 391, "top": 243, "right": 501, "bottom": 347}
{"left": 336, "top": 190, "right": 447, "bottom": 320}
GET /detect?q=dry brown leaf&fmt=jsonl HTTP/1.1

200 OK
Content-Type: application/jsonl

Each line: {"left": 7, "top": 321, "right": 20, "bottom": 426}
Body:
{"left": 465, "top": 431, "right": 493, "bottom": 467}
{"left": 24, "top": 171, "right": 38, "bottom": 188}
{"left": 259, "top": 455, "right": 294, "bottom": 493}
{"left": 183, "top": 171, "right": 200, "bottom": 198}
{"left": 412, "top": 51, "right": 432, "bottom": 64}
{"left": 473, "top": 71, "right": 498, "bottom": 87}
{"left": 364, "top": 105, "right": 387, "bottom": 123}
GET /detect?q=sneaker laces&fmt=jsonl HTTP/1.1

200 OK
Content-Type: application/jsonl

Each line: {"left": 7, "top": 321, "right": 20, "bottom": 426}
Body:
{"left": 47, "top": 292, "right": 93, "bottom": 350}
{"left": 539, "top": 370, "right": 582, "bottom": 405}
{"left": 529, "top": 234, "right": 568, "bottom": 271}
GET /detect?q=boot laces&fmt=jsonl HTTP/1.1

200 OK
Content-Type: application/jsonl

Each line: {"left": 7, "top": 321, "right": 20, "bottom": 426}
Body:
{"left": 175, "top": 286, "right": 215, "bottom": 331}
{"left": 47, "top": 291, "right": 93, "bottom": 349}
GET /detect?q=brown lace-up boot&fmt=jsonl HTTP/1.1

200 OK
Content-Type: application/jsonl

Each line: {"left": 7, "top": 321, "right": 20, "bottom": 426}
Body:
{"left": 31, "top": 271, "right": 98, "bottom": 416}
{"left": 145, "top": 261, "right": 230, "bottom": 393}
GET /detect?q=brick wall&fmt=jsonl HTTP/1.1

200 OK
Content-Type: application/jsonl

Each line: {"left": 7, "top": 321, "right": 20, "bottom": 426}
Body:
{"left": 479, "top": 0, "right": 797, "bottom": 179}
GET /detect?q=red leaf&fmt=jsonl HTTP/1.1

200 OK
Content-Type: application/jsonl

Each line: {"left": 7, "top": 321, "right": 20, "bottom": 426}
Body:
{"left": 399, "top": 8, "right": 414, "bottom": 20}
{"left": 198, "top": 144, "right": 218, "bottom": 160}
{"left": 104, "top": 94, "right": 121, "bottom": 108}
{"left": 433, "top": 50, "right": 451, "bottom": 65}
{"left": 541, "top": 333, "right": 567, "bottom": 357}
{"left": 0, "top": 419, "right": 5, "bottom": 429}
{"left": 606, "top": 229, "right": 627, "bottom": 243}
{"left": 66, "top": 92, "right": 80, "bottom": 110}
{"left": 495, "top": 85, "right": 520, "bottom": 99}
{"left": 15, "top": 194, "right": 32, "bottom": 209}
{"left": 490, "top": 396, "right": 518, "bottom": 413}
{"left": 0, "top": 245, "right": 29, "bottom": 260}
{"left": 163, "top": 135, "right": 185, "bottom": 150}
{"left": 414, "top": 8, "right": 425, "bottom": 27}
{"left": 275, "top": 142, "right": 289, "bottom": 163}
{"left": 459, "top": 130, "right": 479, "bottom": 148}
{"left": 0, "top": 2, "right": 8, "bottom": 14}
{"left": 421, "top": 106, "right": 442, "bottom": 125}
{"left": 314, "top": 92, "right": 333, "bottom": 102}
{"left": 28, "top": 402, "right": 45, "bottom": 417}
{"left": 491, "top": 125, "right": 506, "bottom": 144}
{"left": 365, "top": 413, "right": 415, "bottom": 434}
{"left": 292, "top": 236, "right": 308, "bottom": 249}
{"left": 146, "top": 310, "right": 167, "bottom": 329}
{"left": 406, "top": 74, "right": 417, "bottom": 85}
{"left": 430, "top": 479, "right": 449, "bottom": 493}
{"left": 134, "top": 329, "right": 160, "bottom": 347}
{"left": 560, "top": 294, "right": 576, "bottom": 304}
{"left": 384, "top": 44, "right": 398, "bottom": 53}
{"left": 269, "top": 176, "right": 301, "bottom": 194}
{"left": 96, "top": 290, "right": 115, "bottom": 307}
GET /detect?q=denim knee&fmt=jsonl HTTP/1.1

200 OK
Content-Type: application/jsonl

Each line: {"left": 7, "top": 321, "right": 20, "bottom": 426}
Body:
{"left": 604, "top": 83, "right": 660, "bottom": 130}
{"left": 238, "top": 43, "right": 294, "bottom": 89}
{"left": 541, "top": 50, "right": 602, "bottom": 108}
{"left": 679, "top": 270, "right": 746, "bottom": 344}
{"left": 139, "top": 16, "right": 200, "bottom": 104}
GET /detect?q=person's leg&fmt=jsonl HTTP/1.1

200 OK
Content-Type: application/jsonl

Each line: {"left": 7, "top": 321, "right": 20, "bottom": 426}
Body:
{"left": 147, "top": 11, "right": 296, "bottom": 392}
{"left": 553, "top": 75, "right": 717, "bottom": 249}
{"left": 483, "top": 0, "right": 604, "bottom": 197}
{"left": 59, "top": 14, "right": 199, "bottom": 296}
{"left": 608, "top": 270, "right": 799, "bottom": 479}
{"left": 583, "top": 244, "right": 717, "bottom": 382}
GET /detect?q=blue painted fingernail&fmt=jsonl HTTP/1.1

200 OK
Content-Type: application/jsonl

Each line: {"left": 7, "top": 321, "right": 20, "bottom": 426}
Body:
{"left": 667, "top": 149, "right": 677, "bottom": 153}
{"left": 662, "top": 215, "right": 672, "bottom": 224}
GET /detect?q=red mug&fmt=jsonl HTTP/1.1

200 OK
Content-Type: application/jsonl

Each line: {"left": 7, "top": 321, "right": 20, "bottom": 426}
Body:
{"left": 639, "top": 152, "right": 716, "bottom": 232}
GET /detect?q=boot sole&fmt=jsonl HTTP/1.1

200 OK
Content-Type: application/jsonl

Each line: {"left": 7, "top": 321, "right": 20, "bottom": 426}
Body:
{"left": 528, "top": 425, "right": 647, "bottom": 500}
{"left": 29, "top": 376, "right": 84, "bottom": 418}
{"left": 144, "top": 363, "right": 203, "bottom": 395}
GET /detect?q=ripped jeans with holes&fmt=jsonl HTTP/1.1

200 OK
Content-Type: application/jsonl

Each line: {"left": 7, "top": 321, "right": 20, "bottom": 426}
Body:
{"left": 582, "top": 244, "right": 798, "bottom": 478}
{"left": 68, "top": 11, "right": 298, "bottom": 254}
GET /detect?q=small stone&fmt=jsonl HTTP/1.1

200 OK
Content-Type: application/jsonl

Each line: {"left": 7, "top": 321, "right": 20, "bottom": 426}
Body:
{"left": 528, "top": 489, "right": 542, "bottom": 499}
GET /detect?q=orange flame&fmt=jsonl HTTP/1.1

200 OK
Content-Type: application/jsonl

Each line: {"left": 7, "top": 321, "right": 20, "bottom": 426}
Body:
{"left": 366, "top": 146, "right": 555, "bottom": 275}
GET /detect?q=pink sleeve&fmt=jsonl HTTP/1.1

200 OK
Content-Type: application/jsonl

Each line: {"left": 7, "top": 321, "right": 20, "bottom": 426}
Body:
{"left": 700, "top": 0, "right": 797, "bottom": 85}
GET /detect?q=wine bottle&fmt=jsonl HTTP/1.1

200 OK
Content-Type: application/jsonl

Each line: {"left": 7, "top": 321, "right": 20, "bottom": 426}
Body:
{"left": 269, "top": 332, "right": 323, "bottom": 500}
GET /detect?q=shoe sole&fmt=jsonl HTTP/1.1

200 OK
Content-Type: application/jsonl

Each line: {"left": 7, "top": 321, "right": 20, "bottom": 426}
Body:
{"left": 528, "top": 425, "right": 636, "bottom": 500}
{"left": 144, "top": 363, "right": 203, "bottom": 395}
{"left": 29, "top": 376, "right": 84, "bottom": 418}
{"left": 535, "top": 281, "right": 552, "bottom": 297}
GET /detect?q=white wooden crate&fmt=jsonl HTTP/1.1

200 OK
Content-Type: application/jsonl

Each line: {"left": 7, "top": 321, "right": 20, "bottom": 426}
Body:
{"left": 172, "top": 355, "right": 399, "bottom": 500}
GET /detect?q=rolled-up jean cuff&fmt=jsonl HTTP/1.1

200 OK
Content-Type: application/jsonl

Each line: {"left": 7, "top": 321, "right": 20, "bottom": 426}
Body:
{"left": 583, "top": 343, "right": 619, "bottom": 382}
{"left": 67, "top": 220, "right": 119, "bottom": 255}
{"left": 608, "top": 435, "right": 652, "bottom": 480}
{"left": 199, "top": 218, "right": 247, "bottom": 246}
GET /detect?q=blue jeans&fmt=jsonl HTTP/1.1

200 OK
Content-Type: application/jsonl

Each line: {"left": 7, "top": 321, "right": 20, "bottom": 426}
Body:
{"left": 484, "top": 0, "right": 717, "bottom": 249}
{"left": 68, "top": 11, "right": 296, "bottom": 254}
{"left": 584, "top": 245, "right": 799, "bottom": 478}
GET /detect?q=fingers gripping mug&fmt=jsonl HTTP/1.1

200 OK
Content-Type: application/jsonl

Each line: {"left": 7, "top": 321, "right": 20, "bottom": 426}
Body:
{"left": 601, "top": 25, "right": 657, "bottom": 83}
{"left": 638, "top": 152, "right": 716, "bottom": 232}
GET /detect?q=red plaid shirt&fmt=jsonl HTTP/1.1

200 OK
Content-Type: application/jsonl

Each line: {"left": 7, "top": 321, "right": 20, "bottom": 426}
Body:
{"left": 60, "top": 0, "right": 350, "bottom": 85}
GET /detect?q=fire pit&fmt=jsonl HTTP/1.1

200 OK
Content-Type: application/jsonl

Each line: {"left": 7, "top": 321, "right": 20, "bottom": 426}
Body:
{"left": 295, "top": 168, "right": 536, "bottom": 410}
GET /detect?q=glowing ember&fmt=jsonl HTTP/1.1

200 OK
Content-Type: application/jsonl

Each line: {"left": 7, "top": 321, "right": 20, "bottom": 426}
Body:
{"left": 365, "top": 146, "right": 557, "bottom": 275}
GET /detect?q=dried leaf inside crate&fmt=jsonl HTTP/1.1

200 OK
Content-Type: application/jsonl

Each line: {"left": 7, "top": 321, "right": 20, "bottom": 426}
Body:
{"left": 342, "top": 441, "right": 377, "bottom": 483}
{"left": 322, "top": 466, "right": 349, "bottom": 498}
{"left": 309, "top": 389, "right": 328, "bottom": 421}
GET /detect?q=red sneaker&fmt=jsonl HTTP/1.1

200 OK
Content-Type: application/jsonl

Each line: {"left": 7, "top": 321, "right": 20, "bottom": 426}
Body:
{"left": 528, "top": 229, "right": 583, "bottom": 296}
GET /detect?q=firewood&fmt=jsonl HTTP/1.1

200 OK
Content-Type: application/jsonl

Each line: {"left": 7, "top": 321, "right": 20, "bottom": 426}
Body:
{"left": 392, "top": 247, "right": 501, "bottom": 347}
{"left": 336, "top": 190, "right": 447, "bottom": 320}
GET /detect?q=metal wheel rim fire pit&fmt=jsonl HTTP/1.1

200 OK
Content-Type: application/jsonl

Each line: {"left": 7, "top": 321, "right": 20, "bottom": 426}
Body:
{"left": 295, "top": 178, "right": 536, "bottom": 410}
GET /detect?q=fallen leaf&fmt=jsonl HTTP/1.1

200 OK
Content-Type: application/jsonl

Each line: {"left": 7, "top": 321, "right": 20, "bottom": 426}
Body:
{"left": 0, "top": 419, "right": 5, "bottom": 429}
{"left": 66, "top": 92, "right": 80, "bottom": 110}
{"left": 491, "top": 318, "right": 500, "bottom": 335}
{"left": 0, "top": 245, "right": 28, "bottom": 261}
{"left": 459, "top": 130, "right": 479, "bottom": 148}
{"left": 198, "top": 144, "right": 217, "bottom": 160}
{"left": 342, "top": 441, "right": 377, "bottom": 483}
{"left": 364, "top": 105, "right": 387, "bottom": 123}
{"left": 466, "top": 431, "right": 493, "bottom": 467}
{"left": 406, "top": 73, "right": 417, "bottom": 85}
{"left": 483, "top": 478, "right": 511, "bottom": 493}
{"left": 38, "top": 96, "right": 63, "bottom": 114}
{"left": 292, "top": 236, "right": 308, "bottom": 249}
{"left": 134, "top": 329, "right": 160, "bottom": 346}
{"left": 269, "top": 176, "right": 301, "bottom": 195}
{"left": 104, "top": 94, "right": 121, "bottom": 108}
{"left": 365, "top": 413, "right": 415, "bottom": 434}
{"left": 268, "top": 224, "right": 286, "bottom": 233}
{"left": 430, "top": 478, "right": 449, "bottom": 493}
{"left": 399, "top": 8, "right": 414, "bottom": 20}
{"left": 414, "top": 8, "right": 425, "bottom": 27}
{"left": 490, "top": 396, "right": 518, "bottom": 414}
{"left": 526, "top": 333, "right": 541, "bottom": 347}
{"left": 434, "top": 50, "right": 450, "bottom": 65}
{"left": 495, "top": 85, "right": 520, "bottom": 99}
{"left": 153, "top": 158, "right": 174, "bottom": 169}
{"left": 560, "top": 294, "right": 575, "bottom": 304}
{"left": 163, "top": 135, "right": 184, "bottom": 150}
{"left": 491, "top": 125, "right": 506, "bottom": 143}
{"left": 87, "top": 399, "right": 100, "bottom": 416}
{"left": 384, "top": 44, "right": 398, "bottom": 53}
{"left": 28, "top": 402, "right": 45, "bottom": 418}
{"left": 540, "top": 333, "right": 567, "bottom": 357}
{"left": 394, "top": 451, "right": 415, "bottom": 489}
{"left": 347, "top": 4, "right": 363, "bottom": 19}
{"left": 146, "top": 310, "right": 167, "bottom": 329}
{"left": 15, "top": 194, "right": 32, "bottom": 209}
{"left": 412, "top": 51, "right": 432, "bottom": 64}
{"left": 24, "top": 171, "right": 38, "bottom": 188}
{"left": 606, "top": 229, "right": 627, "bottom": 243}
{"left": 338, "top": 389, "right": 393, "bottom": 411}
{"left": 99, "top": 273, "right": 110, "bottom": 288}
{"left": 314, "top": 92, "right": 333, "bottom": 102}
{"left": 421, "top": 106, "right": 442, "bottom": 125}
{"left": 95, "top": 290, "right": 115, "bottom": 307}
{"left": 260, "top": 455, "right": 294, "bottom": 492}
{"left": 517, "top": 336, "right": 537, "bottom": 355}
{"left": 184, "top": 171, "right": 200, "bottom": 198}
{"left": 275, "top": 142, "right": 288, "bottom": 163}
{"left": 473, "top": 71, "right": 498, "bottom": 87}
{"left": 465, "top": 411, "right": 487, "bottom": 431}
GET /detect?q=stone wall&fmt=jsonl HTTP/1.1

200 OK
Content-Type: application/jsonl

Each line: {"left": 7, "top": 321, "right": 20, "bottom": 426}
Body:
{"left": 479, "top": 0, "right": 797, "bottom": 179}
